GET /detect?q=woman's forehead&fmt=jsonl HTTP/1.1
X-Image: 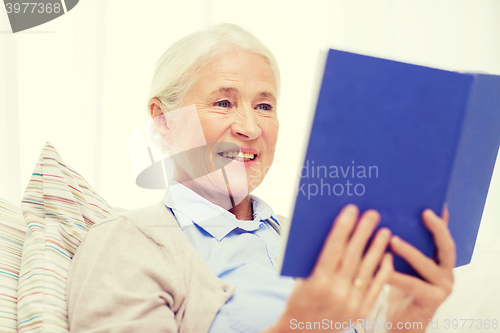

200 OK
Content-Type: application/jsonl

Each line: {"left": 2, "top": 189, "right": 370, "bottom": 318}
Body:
{"left": 207, "top": 86, "right": 277, "bottom": 102}
{"left": 192, "top": 50, "right": 277, "bottom": 94}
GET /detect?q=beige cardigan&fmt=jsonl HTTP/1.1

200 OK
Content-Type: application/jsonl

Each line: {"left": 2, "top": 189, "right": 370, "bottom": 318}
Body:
{"left": 67, "top": 203, "right": 234, "bottom": 332}
{"left": 66, "top": 202, "right": 387, "bottom": 333}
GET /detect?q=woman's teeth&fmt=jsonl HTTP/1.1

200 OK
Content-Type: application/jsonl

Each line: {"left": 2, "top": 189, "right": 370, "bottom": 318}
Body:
{"left": 219, "top": 151, "right": 256, "bottom": 162}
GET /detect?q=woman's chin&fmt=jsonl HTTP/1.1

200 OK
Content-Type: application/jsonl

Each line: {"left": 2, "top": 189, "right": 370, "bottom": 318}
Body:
{"left": 174, "top": 157, "right": 256, "bottom": 209}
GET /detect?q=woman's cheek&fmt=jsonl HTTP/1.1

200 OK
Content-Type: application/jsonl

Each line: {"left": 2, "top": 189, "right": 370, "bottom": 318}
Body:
{"left": 199, "top": 115, "right": 224, "bottom": 142}
{"left": 262, "top": 115, "right": 279, "bottom": 134}
{"left": 198, "top": 109, "right": 233, "bottom": 141}
{"left": 262, "top": 121, "right": 279, "bottom": 151}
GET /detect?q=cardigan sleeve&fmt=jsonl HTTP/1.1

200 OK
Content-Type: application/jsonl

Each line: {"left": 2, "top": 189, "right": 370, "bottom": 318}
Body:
{"left": 66, "top": 216, "right": 184, "bottom": 333}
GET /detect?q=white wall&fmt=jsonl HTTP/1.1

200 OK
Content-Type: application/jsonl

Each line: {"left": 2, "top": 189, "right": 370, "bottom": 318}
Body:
{"left": 1, "top": 1, "right": 499, "bottom": 331}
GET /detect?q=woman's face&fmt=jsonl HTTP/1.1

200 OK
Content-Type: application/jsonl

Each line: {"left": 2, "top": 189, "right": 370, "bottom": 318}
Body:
{"left": 175, "top": 49, "right": 279, "bottom": 204}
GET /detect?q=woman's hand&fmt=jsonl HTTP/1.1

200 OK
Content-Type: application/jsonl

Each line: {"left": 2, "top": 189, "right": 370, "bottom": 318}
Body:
{"left": 387, "top": 207, "right": 456, "bottom": 332}
{"left": 266, "top": 204, "right": 393, "bottom": 333}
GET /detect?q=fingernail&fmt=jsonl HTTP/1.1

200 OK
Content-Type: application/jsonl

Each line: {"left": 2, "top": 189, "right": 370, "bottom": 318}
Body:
{"left": 378, "top": 228, "right": 391, "bottom": 239}
{"left": 423, "top": 209, "right": 435, "bottom": 217}
{"left": 344, "top": 204, "right": 357, "bottom": 214}
{"left": 365, "top": 209, "right": 381, "bottom": 221}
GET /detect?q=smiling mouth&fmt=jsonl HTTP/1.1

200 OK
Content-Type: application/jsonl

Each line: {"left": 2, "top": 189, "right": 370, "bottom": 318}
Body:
{"left": 218, "top": 151, "right": 256, "bottom": 162}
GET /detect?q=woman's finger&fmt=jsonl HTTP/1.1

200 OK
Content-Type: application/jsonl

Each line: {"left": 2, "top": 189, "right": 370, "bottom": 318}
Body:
{"left": 390, "top": 271, "right": 438, "bottom": 301}
{"left": 422, "top": 209, "right": 456, "bottom": 269}
{"left": 390, "top": 235, "right": 442, "bottom": 283}
{"left": 359, "top": 253, "right": 393, "bottom": 317}
{"left": 441, "top": 204, "right": 449, "bottom": 225}
{"left": 339, "top": 209, "right": 381, "bottom": 278}
{"left": 314, "top": 204, "right": 359, "bottom": 275}
{"left": 355, "top": 227, "right": 392, "bottom": 283}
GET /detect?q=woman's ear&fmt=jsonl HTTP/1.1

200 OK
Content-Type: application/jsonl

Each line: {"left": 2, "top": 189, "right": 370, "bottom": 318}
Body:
{"left": 149, "top": 98, "right": 173, "bottom": 146}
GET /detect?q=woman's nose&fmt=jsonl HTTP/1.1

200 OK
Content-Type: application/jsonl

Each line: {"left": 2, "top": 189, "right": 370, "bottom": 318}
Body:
{"left": 231, "top": 105, "right": 262, "bottom": 140}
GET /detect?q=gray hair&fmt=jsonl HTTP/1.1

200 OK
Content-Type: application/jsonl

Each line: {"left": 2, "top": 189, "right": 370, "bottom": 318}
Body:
{"left": 149, "top": 23, "right": 280, "bottom": 112}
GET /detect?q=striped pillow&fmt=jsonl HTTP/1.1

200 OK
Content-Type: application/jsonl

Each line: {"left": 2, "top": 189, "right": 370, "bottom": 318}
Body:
{"left": 17, "top": 142, "right": 124, "bottom": 333}
{"left": 0, "top": 198, "right": 26, "bottom": 333}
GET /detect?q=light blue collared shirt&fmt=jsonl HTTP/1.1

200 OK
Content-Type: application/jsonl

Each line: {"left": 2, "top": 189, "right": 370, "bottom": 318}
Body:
{"left": 163, "top": 181, "right": 356, "bottom": 333}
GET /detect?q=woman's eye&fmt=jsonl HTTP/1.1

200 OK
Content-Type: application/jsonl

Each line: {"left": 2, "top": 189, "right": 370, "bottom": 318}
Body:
{"left": 215, "top": 100, "right": 231, "bottom": 108}
{"left": 257, "top": 104, "right": 272, "bottom": 111}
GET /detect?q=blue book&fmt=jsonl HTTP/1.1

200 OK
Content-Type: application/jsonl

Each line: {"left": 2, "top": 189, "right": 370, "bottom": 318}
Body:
{"left": 280, "top": 49, "right": 500, "bottom": 278}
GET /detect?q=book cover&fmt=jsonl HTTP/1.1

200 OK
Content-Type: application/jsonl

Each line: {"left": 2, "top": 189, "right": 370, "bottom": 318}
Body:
{"left": 280, "top": 49, "right": 500, "bottom": 278}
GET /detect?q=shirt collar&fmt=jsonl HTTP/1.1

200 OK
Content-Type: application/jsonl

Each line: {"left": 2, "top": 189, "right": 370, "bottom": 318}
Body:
{"left": 162, "top": 180, "right": 279, "bottom": 241}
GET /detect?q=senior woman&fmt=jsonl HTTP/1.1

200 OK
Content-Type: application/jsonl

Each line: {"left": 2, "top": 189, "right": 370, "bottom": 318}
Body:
{"left": 66, "top": 23, "right": 455, "bottom": 333}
